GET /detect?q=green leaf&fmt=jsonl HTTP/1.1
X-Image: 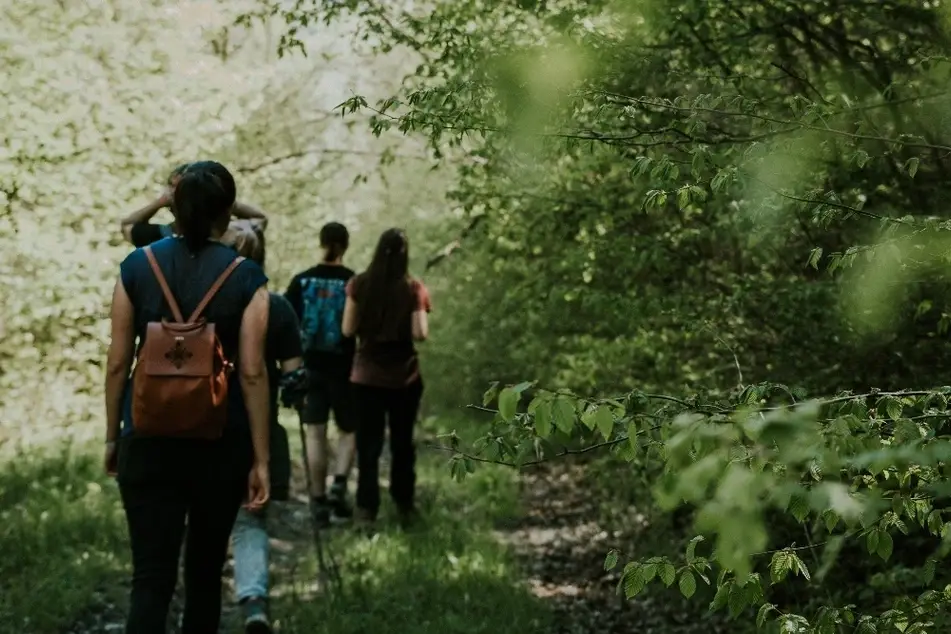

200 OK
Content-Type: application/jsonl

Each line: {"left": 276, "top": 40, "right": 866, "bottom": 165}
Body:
{"left": 533, "top": 400, "right": 552, "bottom": 438}
{"left": 854, "top": 149, "right": 870, "bottom": 167}
{"left": 498, "top": 387, "right": 518, "bottom": 421}
{"left": 622, "top": 563, "right": 646, "bottom": 598}
{"left": 677, "top": 186, "right": 690, "bottom": 209}
{"left": 728, "top": 584, "right": 748, "bottom": 618}
{"left": 866, "top": 529, "right": 880, "bottom": 555}
{"left": 512, "top": 381, "right": 533, "bottom": 393}
{"left": 604, "top": 549, "right": 619, "bottom": 571}
{"left": 807, "top": 247, "right": 823, "bottom": 270}
{"left": 905, "top": 156, "right": 919, "bottom": 178}
{"left": 769, "top": 551, "right": 791, "bottom": 584}
{"left": 482, "top": 382, "right": 499, "bottom": 406}
{"left": 660, "top": 563, "right": 676, "bottom": 586}
{"left": 595, "top": 405, "right": 614, "bottom": 440}
{"left": 580, "top": 408, "right": 597, "bottom": 430}
{"left": 923, "top": 558, "right": 936, "bottom": 584}
{"left": 686, "top": 535, "right": 704, "bottom": 562}
{"left": 757, "top": 603, "right": 777, "bottom": 628}
{"left": 710, "top": 582, "right": 731, "bottom": 610}
{"left": 679, "top": 570, "right": 697, "bottom": 598}
{"left": 641, "top": 562, "right": 658, "bottom": 582}
{"left": 788, "top": 493, "right": 809, "bottom": 523}
{"left": 822, "top": 509, "right": 839, "bottom": 532}
{"left": 789, "top": 553, "right": 810, "bottom": 581}
{"left": 885, "top": 398, "right": 903, "bottom": 421}
{"left": 877, "top": 530, "right": 893, "bottom": 561}
{"left": 552, "top": 397, "right": 576, "bottom": 433}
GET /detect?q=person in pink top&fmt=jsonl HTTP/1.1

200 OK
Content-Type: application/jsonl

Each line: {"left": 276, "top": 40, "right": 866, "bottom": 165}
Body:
{"left": 341, "top": 228, "right": 431, "bottom": 529}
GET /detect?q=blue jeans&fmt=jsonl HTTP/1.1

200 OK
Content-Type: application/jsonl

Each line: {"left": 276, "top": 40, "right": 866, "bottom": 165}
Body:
{"left": 231, "top": 507, "right": 269, "bottom": 602}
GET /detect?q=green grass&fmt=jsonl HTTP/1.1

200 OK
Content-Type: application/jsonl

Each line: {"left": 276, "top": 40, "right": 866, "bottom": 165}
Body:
{"left": 0, "top": 419, "right": 552, "bottom": 634}
{"left": 272, "top": 418, "right": 552, "bottom": 633}
{"left": 0, "top": 444, "right": 128, "bottom": 634}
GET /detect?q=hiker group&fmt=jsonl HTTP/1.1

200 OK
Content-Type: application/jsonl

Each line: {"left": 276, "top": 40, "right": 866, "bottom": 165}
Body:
{"left": 104, "top": 160, "right": 431, "bottom": 633}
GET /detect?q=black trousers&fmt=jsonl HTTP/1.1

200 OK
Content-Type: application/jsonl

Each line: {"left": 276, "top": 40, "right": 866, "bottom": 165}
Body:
{"left": 117, "top": 435, "right": 249, "bottom": 634}
{"left": 354, "top": 379, "right": 424, "bottom": 518}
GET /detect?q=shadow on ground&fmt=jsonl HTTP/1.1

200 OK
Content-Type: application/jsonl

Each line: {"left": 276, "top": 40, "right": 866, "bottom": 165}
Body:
{"left": 494, "top": 460, "right": 737, "bottom": 634}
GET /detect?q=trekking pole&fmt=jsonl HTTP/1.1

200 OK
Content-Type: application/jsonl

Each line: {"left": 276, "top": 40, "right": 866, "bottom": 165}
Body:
{"left": 297, "top": 420, "right": 344, "bottom": 596}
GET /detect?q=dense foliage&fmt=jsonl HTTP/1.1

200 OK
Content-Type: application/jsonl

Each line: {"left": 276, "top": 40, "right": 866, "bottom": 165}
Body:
{"left": 253, "top": 0, "right": 951, "bottom": 630}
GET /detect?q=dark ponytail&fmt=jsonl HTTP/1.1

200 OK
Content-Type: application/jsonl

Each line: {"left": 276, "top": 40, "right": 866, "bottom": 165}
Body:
{"left": 319, "top": 221, "right": 349, "bottom": 262}
{"left": 352, "top": 228, "right": 413, "bottom": 339}
{"left": 172, "top": 161, "right": 236, "bottom": 253}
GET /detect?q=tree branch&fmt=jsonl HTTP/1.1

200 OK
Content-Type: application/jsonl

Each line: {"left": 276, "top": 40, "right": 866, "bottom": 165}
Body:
{"left": 424, "top": 214, "right": 487, "bottom": 270}
{"left": 427, "top": 431, "right": 657, "bottom": 469}
{"left": 236, "top": 147, "right": 431, "bottom": 173}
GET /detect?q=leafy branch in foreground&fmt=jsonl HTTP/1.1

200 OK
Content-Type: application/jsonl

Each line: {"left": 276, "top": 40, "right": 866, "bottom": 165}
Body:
{"left": 439, "top": 381, "right": 951, "bottom": 632}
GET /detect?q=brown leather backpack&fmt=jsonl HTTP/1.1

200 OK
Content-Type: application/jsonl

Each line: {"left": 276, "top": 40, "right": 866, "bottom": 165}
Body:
{"left": 131, "top": 246, "right": 245, "bottom": 439}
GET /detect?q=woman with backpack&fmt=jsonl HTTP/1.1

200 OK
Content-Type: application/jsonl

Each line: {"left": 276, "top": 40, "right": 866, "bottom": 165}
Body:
{"left": 341, "top": 228, "right": 431, "bottom": 529}
{"left": 222, "top": 221, "right": 301, "bottom": 633}
{"left": 104, "top": 160, "right": 271, "bottom": 633}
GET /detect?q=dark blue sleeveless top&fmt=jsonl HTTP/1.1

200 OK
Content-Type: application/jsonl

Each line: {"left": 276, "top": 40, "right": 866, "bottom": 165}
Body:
{"left": 118, "top": 237, "right": 268, "bottom": 437}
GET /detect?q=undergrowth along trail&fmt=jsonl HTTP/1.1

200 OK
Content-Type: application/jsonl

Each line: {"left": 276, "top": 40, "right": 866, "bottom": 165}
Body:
{"left": 0, "top": 421, "right": 552, "bottom": 634}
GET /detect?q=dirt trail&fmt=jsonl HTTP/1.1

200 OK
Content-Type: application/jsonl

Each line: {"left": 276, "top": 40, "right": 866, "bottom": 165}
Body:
{"left": 62, "top": 492, "right": 317, "bottom": 634}
{"left": 500, "top": 461, "right": 733, "bottom": 634}
{"left": 65, "top": 452, "right": 731, "bottom": 634}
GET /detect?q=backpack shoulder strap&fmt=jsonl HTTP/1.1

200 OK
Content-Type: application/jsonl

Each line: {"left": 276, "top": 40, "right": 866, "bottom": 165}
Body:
{"left": 144, "top": 246, "right": 184, "bottom": 323}
{"left": 186, "top": 256, "right": 247, "bottom": 323}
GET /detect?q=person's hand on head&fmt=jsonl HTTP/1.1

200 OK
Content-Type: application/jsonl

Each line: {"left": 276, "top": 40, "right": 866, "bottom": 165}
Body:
{"left": 157, "top": 185, "right": 174, "bottom": 207}
{"left": 157, "top": 170, "right": 186, "bottom": 207}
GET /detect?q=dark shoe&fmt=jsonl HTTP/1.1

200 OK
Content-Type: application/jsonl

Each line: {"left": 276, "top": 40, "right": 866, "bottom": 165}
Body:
{"left": 397, "top": 505, "right": 421, "bottom": 530}
{"left": 353, "top": 506, "right": 376, "bottom": 536}
{"left": 328, "top": 483, "right": 353, "bottom": 524}
{"left": 311, "top": 497, "right": 331, "bottom": 529}
{"left": 241, "top": 597, "right": 272, "bottom": 634}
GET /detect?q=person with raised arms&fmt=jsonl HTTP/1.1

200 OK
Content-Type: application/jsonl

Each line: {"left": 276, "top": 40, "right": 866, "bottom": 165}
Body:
{"left": 119, "top": 162, "right": 269, "bottom": 248}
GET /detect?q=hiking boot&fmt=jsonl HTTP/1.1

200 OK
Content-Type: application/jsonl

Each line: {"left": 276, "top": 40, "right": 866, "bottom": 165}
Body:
{"left": 241, "top": 597, "right": 272, "bottom": 634}
{"left": 328, "top": 482, "right": 353, "bottom": 524}
{"left": 311, "top": 497, "right": 331, "bottom": 529}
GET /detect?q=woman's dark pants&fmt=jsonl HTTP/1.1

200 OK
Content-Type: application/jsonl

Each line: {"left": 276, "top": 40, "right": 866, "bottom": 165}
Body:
{"left": 117, "top": 435, "right": 248, "bottom": 633}
{"left": 353, "top": 379, "right": 424, "bottom": 518}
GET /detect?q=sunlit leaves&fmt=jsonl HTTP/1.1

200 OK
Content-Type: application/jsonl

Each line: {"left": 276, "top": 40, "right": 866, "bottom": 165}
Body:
{"left": 454, "top": 383, "right": 951, "bottom": 631}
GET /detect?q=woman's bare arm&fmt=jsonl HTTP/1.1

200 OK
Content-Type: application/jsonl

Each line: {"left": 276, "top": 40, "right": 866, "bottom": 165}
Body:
{"left": 411, "top": 309, "right": 429, "bottom": 341}
{"left": 342, "top": 296, "right": 358, "bottom": 337}
{"left": 232, "top": 201, "right": 268, "bottom": 232}
{"left": 239, "top": 286, "right": 271, "bottom": 467}
{"left": 119, "top": 193, "right": 170, "bottom": 244}
{"left": 105, "top": 278, "right": 136, "bottom": 442}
